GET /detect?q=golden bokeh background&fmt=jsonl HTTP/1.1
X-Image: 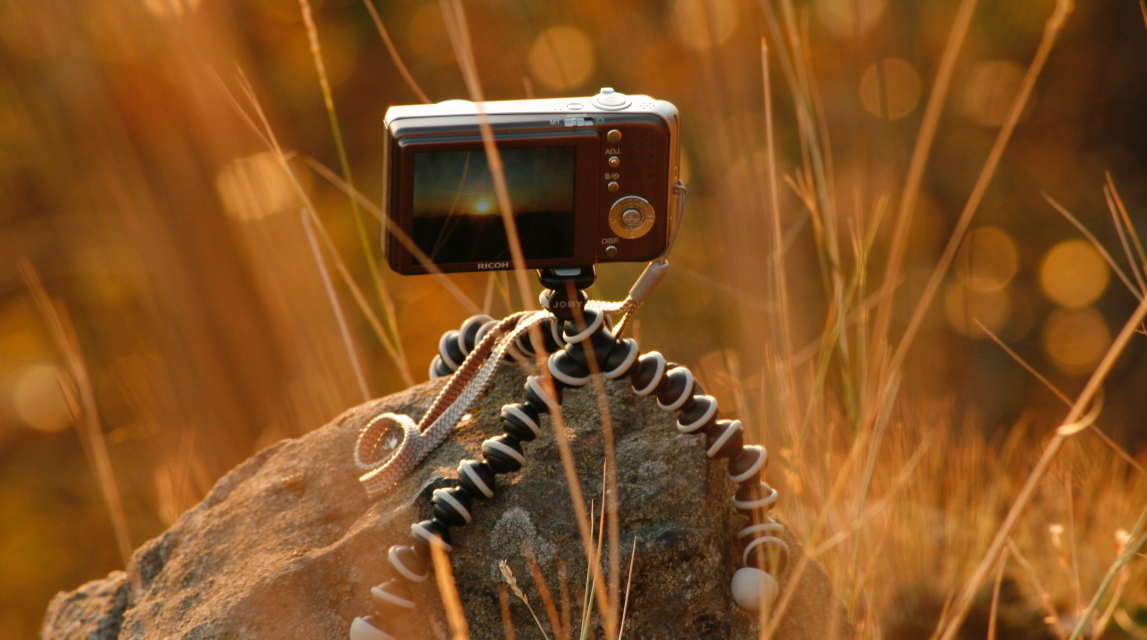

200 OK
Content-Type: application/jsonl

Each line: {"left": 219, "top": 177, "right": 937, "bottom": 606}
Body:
{"left": 3, "top": 0, "right": 1147, "bottom": 637}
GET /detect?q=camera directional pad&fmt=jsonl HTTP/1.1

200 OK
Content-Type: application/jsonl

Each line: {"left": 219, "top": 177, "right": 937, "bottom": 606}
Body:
{"left": 609, "top": 196, "right": 655, "bottom": 239}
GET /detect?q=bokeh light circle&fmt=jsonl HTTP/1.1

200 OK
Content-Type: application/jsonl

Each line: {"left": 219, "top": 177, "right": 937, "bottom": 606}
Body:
{"left": 944, "top": 282, "right": 1010, "bottom": 338}
{"left": 672, "top": 0, "right": 739, "bottom": 51}
{"left": 961, "top": 60, "right": 1026, "bottom": 127}
{"left": 959, "top": 226, "right": 1020, "bottom": 292}
{"left": 859, "top": 58, "right": 921, "bottom": 120}
{"left": 215, "top": 152, "right": 300, "bottom": 222}
{"left": 407, "top": 3, "right": 453, "bottom": 63}
{"left": 816, "top": 0, "right": 887, "bottom": 38}
{"left": 144, "top": 0, "right": 201, "bottom": 19}
{"left": 1039, "top": 239, "right": 1109, "bottom": 308}
{"left": 11, "top": 362, "right": 72, "bottom": 432}
{"left": 527, "top": 25, "right": 596, "bottom": 92}
{"left": 1042, "top": 307, "right": 1111, "bottom": 375}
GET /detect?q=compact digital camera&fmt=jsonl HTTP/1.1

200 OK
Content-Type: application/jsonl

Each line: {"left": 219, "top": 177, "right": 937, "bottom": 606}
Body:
{"left": 382, "top": 88, "right": 681, "bottom": 274}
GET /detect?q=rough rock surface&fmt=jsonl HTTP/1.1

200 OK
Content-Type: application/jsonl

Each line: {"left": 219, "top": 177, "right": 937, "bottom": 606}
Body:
{"left": 41, "top": 367, "right": 851, "bottom": 640}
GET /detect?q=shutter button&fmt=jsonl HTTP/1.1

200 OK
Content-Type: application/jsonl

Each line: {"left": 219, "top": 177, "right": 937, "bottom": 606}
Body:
{"left": 592, "top": 87, "right": 631, "bottom": 111}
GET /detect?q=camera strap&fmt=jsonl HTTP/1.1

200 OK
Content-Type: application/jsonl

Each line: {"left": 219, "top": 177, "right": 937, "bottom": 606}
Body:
{"left": 354, "top": 300, "right": 632, "bottom": 498}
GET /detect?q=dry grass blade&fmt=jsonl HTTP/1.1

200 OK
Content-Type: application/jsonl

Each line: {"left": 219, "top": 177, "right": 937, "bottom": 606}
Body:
{"left": 498, "top": 585, "right": 518, "bottom": 640}
{"left": 1042, "top": 192, "right": 1142, "bottom": 301}
{"left": 360, "top": 0, "right": 431, "bottom": 103}
{"left": 300, "top": 155, "right": 482, "bottom": 316}
{"left": 578, "top": 501, "right": 595, "bottom": 639}
{"left": 432, "top": 543, "right": 471, "bottom": 640}
{"left": 760, "top": 0, "right": 838, "bottom": 274}
{"left": 298, "top": 195, "right": 412, "bottom": 385}
{"left": 499, "top": 560, "right": 551, "bottom": 640}
{"left": 301, "top": 207, "right": 370, "bottom": 402}
{"left": 298, "top": 0, "right": 410, "bottom": 380}
{"left": 885, "top": 0, "right": 1075, "bottom": 395}
{"left": 525, "top": 551, "right": 563, "bottom": 640}
{"left": 934, "top": 291, "right": 1147, "bottom": 640}
{"left": 768, "top": 370, "right": 903, "bottom": 640}
{"left": 559, "top": 561, "right": 572, "bottom": 640}
{"left": 616, "top": 537, "right": 638, "bottom": 640}
{"left": 1006, "top": 539, "right": 1068, "bottom": 640}
{"left": 761, "top": 35, "right": 799, "bottom": 425}
{"left": 215, "top": 67, "right": 416, "bottom": 385}
{"left": 870, "top": 0, "right": 980, "bottom": 379}
{"left": 976, "top": 323, "right": 1068, "bottom": 406}
{"left": 1091, "top": 568, "right": 1132, "bottom": 640}
{"left": 547, "top": 402, "right": 612, "bottom": 629}
{"left": 1105, "top": 172, "right": 1147, "bottom": 289}
{"left": 1056, "top": 390, "right": 1102, "bottom": 436}
{"left": 1068, "top": 504, "right": 1147, "bottom": 640}
{"left": 811, "top": 427, "right": 931, "bottom": 557}
{"left": 1105, "top": 187, "right": 1147, "bottom": 294}
{"left": 21, "top": 261, "right": 134, "bottom": 568}
{"left": 579, "top": 332, "right": 621, "bottom": 638}
{"left": 987, "top": 558, "right": 1007, "bottom": 640}
{"left": 438, "top": 0, "right": 535, "bottom": 313}
{"left": 588, "top": 490, "right": 609, "bottom": 639}
{"left": 975, "top": 319, "right": 1147, "bottom": 477}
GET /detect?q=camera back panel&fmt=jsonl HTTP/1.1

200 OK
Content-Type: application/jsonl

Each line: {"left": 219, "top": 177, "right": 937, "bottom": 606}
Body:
{"left": 382, "top": 90, "right": 680, "bottom": 275}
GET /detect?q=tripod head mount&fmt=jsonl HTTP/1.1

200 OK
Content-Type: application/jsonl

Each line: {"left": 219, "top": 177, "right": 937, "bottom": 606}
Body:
{"left": 537, "top": 266, "right": 596, "bottom": 321}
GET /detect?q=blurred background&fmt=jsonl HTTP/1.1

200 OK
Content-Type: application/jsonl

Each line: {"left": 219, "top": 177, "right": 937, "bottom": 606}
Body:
{"left": 2, "top": 0, "right": 1146, "bottom": 637}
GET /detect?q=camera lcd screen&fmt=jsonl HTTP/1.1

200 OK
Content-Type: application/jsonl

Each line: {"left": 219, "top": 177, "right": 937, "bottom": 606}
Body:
{"left": 411, "top": 146, "right": 577, "bottom": 265}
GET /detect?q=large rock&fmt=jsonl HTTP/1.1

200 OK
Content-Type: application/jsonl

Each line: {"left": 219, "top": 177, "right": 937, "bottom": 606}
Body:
{"left": 41, "top": 367, "right": 850, "bottom": 639}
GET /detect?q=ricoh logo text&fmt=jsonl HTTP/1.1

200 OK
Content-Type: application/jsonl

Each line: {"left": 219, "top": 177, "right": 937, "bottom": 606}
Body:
{"left": 477, "top": 262, "right": 510, "bottom": 270}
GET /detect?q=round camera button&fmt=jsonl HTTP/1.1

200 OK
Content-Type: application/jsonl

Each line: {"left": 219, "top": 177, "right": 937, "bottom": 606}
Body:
{"left": 607, "top": 181, "right": 620, "bottom": 192}
{"left": 607, "top": 129, "right": 622, "bottom": 143}
{"left": 593, "top": 88, "right": 631, "bottom": 110}
{"left": 605, "top": 245, "right": 619, "bottom": 258}
{"left": 608, "top": 156, "right": 620, "bottom": 167}
{"left": 608, "top": 196, "right": 655, "bottom": 239}
{"left": 621, "top": 208, "right": 644, "bottom": 229}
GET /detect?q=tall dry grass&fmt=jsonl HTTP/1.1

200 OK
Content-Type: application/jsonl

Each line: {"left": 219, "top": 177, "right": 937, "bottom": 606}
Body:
{"left": 2, "top": 0, "right": 1147, "bottom": 639}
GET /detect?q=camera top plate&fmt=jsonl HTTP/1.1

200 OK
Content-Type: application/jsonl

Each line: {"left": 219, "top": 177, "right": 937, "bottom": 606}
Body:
{"left": 384, "top": 88, "right": 676, "bottom": 130}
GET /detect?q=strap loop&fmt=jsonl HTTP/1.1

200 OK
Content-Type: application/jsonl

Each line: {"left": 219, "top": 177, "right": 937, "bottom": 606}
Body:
{"left": 354, "top": 300, "right": 633, "bottom": 497}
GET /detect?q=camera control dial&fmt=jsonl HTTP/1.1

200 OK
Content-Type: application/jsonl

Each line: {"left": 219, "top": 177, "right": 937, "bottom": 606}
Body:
{"left": 593, "top": 87, "right": 631, "bottom": 111}
{"left": 608, "top": 196, "right": 655, "bottom": 239}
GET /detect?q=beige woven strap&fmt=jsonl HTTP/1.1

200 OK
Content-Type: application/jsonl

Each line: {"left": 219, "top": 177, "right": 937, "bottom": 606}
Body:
{"left": 354, "top": 300, "right": 634, "bottom": 498}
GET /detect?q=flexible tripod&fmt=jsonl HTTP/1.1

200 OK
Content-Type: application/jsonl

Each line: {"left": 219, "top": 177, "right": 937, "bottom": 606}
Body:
{"left": 350, "top": 266, "right": 788, "bottom": 640}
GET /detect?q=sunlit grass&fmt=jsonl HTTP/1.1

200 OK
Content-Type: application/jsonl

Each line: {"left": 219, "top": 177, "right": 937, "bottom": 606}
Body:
{"left": 5, "top": 0, "right": 1147, "bottom": 639}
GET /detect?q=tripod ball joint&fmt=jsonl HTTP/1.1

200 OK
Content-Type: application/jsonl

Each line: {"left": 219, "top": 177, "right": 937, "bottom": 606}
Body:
{"left": 539, "top": 287, "right": 588, "bottom": 321}
{"left": 428, "top": 315, "right": 500, "bottom": 380}
{"left": 430, "top": 487, "right": 473, "bottom": 526}
{"left": 457, "top": 459, "right": 496, "bottom": 499}
{"left": 386, "top": 545, "right": 428, "bottom": 583}
{"left": 510, "top": 318, "right": 564, "bottom": 361}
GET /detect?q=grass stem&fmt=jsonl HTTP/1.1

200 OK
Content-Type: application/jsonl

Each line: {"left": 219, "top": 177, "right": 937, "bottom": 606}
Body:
{"left": 431, "top": 543, "right": 471, "bottom": 640}
{"left": 298, "top": 0, "right": 410, "bottom": 382}
{"left": 883, "top": 0, "right": 1074, "bottom": 408}
{"left": 935, "top": 291, "right": 1147, "bottom": 640}
{"left": 22, "top": 261, "right": 135, "bottom": 569}
{"left": 301, "top": 207, "right": 370, "bottom": 402}
{"left": 869, "top": 0, "right": 979, "bottom": 385}
{"left": 1068, "top": 503, "right": 1147, "bottom": 640}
